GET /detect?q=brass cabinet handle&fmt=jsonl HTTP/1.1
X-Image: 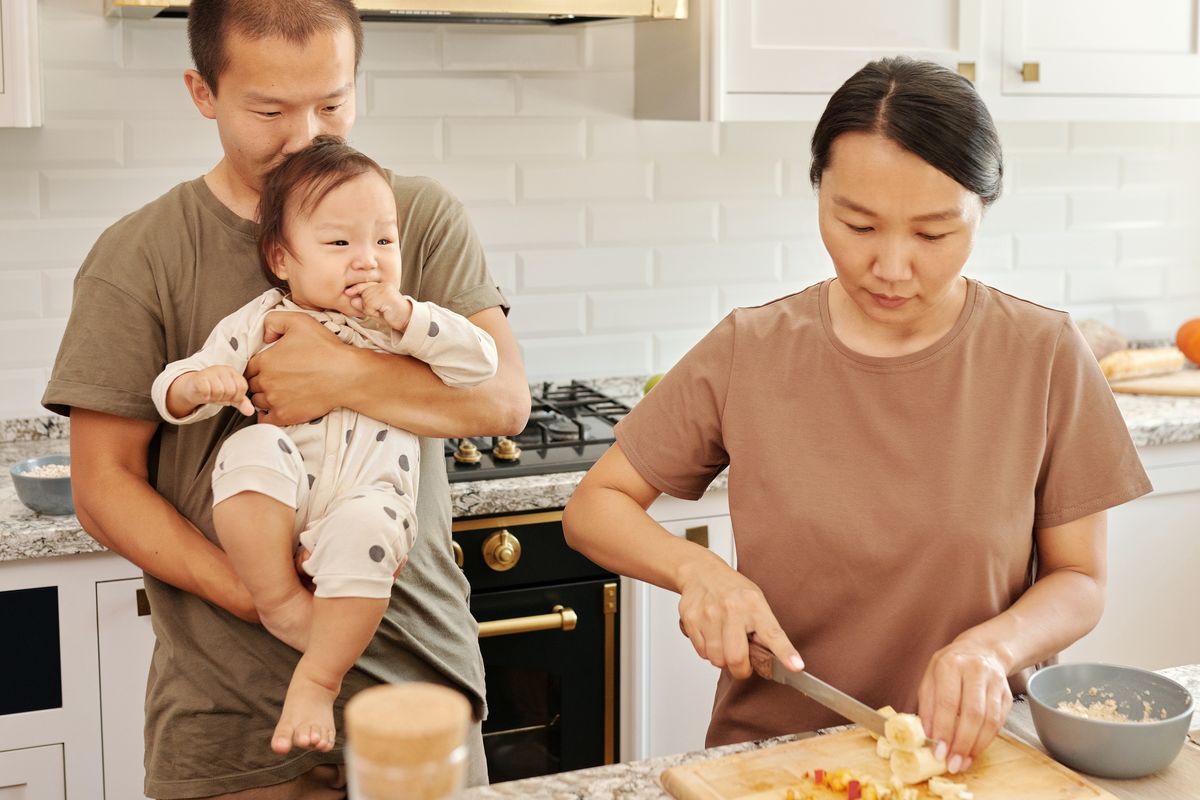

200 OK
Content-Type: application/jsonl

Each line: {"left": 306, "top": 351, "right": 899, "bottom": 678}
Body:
{"left": 956, "top": 61, "right": 976, "bottom": 83}
{"left": 478, "top": 604, "right": 577, "bottom": 638}
{"left": 451, "top": 540, "right": 464, "bottom": 569}
{"left": 482, "top": 529, "right": 521, "bottom": 571}
{"left": 1021, "top": 61, "right": 1040, "bottom": 82}
{"left": 136, "top": 588, "right": 151, "bottom": 617}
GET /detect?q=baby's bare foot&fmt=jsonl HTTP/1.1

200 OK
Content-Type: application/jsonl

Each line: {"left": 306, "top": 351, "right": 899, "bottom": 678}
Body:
{"left": 271, "top": 670, "right": 338, "bottom": 754}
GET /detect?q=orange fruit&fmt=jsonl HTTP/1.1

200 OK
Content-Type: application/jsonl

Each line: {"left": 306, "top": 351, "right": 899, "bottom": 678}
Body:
{"left": 1176, "top": 318, "right": 1200, "bottom": 365}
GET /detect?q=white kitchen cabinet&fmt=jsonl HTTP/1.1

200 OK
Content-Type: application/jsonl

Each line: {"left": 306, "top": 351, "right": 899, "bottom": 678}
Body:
{"left": 620, "top": 490, "right": 733, "bottom": 761}
{"left": 0, "top": 744, "right": 65, "bottom": 799}
{"left": 637, "top": 0, "right": 1200, "bottom": 121}
{"left": 96, "top": 578, "right": 155, "bottom": 800}
{"left": 0, "top": 0, "right": 42, "bottom": 127}
{"left": 1061, "top": 440, "right": 1200, "bottom": 671}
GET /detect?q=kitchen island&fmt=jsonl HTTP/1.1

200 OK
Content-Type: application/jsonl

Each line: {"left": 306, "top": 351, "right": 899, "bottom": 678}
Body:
{"left": 461, "top": 664, "right": 1200, "bottom": 800}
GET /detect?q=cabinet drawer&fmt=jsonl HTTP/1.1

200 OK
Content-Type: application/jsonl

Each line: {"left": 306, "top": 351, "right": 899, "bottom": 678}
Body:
{"left": 0, "top": 744, "right": 65, "bottom": 799}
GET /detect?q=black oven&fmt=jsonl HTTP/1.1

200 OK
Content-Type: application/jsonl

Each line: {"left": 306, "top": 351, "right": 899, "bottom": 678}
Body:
{"left": 452, "top": 510, "right": 619, "bottom": 784}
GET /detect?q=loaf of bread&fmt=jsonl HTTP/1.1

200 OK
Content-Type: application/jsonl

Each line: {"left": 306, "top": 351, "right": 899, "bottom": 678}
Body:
{"left": 1098, "top": 347, "right": 1186, "bottom": 382}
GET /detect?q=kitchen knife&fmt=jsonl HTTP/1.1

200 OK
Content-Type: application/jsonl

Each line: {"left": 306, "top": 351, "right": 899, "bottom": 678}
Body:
{"left": 748, "top": 641, "right": 936, "bottom": 747}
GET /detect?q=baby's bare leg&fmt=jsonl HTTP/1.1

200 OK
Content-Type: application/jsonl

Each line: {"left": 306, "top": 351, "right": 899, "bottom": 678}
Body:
{"left": 213, "top": 491, "right": 310, "bottom": 651}
{"left": 271, "top": 595, "right": 389, "bottom": 754}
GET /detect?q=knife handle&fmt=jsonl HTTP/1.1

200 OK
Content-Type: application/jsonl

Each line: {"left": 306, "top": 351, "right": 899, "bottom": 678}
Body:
{"left": 747, "top": 637, "right": 779, "bottom": 681}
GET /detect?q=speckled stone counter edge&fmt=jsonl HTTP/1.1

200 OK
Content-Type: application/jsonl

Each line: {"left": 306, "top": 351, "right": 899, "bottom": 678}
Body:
{"left": 1, "top": 379, "right": 1196, "bottom": 562}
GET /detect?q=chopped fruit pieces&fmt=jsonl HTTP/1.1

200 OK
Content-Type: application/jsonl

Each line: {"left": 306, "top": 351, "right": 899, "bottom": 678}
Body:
{"left": 847, "top": 779, "right": 862, "bottom": 799}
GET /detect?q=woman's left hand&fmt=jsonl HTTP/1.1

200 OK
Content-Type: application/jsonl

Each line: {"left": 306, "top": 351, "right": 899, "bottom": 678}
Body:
{"left": 916, "top": 637, "right": 1013, "bottom": 774}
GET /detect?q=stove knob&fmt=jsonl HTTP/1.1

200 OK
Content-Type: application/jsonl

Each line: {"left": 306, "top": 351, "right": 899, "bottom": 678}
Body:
{"left": 453, "top": 438, "right": 482, "bottom": 464}
{"left": 451, "top": 540, "right": 464, "bottom": 569}
{"left": 492, "top": 437, "right": 521, "bottom": 462}
{"left": 482, "top": 529, "right": 521, "bottom": 572}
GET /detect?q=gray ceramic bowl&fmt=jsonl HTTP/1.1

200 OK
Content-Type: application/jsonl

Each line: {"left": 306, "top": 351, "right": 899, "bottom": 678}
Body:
{"left": 1027, "top": 662, "right": 1193, "bottom": 778}
{"left": 10, "top": 454, "right": 74, "bottom": 516}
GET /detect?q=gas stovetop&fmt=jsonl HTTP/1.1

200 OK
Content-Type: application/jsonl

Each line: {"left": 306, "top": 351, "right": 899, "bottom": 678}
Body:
{"left": 445, "top": 381, "right": 630, "bottom": 482}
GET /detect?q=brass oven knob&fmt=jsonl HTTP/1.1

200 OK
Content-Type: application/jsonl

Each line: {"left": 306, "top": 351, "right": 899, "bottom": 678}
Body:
{"left": 453, "top": 439, "right": 482, "bottom": 464}
{"left": 451, "top": 540, "right": 464, "bottom": 569}
{"left": 482, "top": 529, "right": 521, "bottom": 572}
{"left": 492, "top": 437, "right": 521, "bottom": 462}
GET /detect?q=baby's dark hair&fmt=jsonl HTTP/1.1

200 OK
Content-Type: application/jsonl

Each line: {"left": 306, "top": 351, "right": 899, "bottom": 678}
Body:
{"left": 257, "top": 135, "right": 389, "bottom": 288}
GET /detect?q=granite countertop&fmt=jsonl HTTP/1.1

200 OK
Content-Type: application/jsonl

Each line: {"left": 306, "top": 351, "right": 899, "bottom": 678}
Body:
{"left": 461, "top": 664, "right": 1200, "bottom": 799}
{"left": 1, "top": 382, "right": 1197, "bottom": 563}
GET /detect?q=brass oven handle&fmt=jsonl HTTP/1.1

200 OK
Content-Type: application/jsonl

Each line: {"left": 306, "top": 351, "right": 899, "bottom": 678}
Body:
{"left": 477, "top": 604, "right": 577, "bottom": 638}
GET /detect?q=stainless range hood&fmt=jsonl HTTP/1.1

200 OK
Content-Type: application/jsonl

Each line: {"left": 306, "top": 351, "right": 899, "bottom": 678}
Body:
{"left": 106, "top": 0, "right": 687, "bottom": 24}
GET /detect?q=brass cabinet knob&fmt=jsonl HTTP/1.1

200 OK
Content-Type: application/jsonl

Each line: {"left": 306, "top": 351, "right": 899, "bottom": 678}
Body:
{"left": 1021, "top": 61, "right": 1040, "bottom": 82}
{"left": 482, "top": 529, "right": 522, "bottom": 571}
{"left": 451, "top": 540, "right": 464, "bottom": 569}
{"left": 956, "top": 61, "right": 976, "bottom": 83}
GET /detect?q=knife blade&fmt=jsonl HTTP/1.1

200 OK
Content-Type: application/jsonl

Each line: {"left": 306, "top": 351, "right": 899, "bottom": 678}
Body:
{"left": 748, "top": 641, "right": 936, "bottom": 747}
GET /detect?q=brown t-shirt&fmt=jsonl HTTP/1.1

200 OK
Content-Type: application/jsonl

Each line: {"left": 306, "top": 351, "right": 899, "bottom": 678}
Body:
{"left": 42, "top": 175, "right": 506, "bottom": 798}
{"left": 616, "top": 278, "right": 1152, "bottom": 748}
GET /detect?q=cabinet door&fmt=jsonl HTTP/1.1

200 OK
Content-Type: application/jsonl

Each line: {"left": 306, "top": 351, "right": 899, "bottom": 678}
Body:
{"left": 642, "top": 515, "right": 734, "bottom": 758}
{"left": 0, "top": 0, "right": 41, "bottom": 127}
{"left": 0, "top": 744, "right": 65, "bottom": 800}
{"left": 1003, "top": 0, "right": 1200, "bottom": 97}
{"left": 96, "top": 578, "right": 155, "bottom": 800}
{"left": 723, "top": 0, "right": 982, "bottom": 95}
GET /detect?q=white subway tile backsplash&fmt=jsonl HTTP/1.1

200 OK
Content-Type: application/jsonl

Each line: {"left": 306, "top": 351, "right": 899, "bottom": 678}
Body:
{"left": 40, "top": 168, "right": 197, "bottom": 218}
{"left": 589, "top": 287, "right": 717, "bottom": 332}
{"left": 969, "top": 269, "right": 1066, "bottom": 306}
{"left": 996, "top": 122, "right": 1069, "bottom": 153}
{"left": 521, "top": 247, "right": 652, "bottom": 291}
{"left": 38, "top": 15, "right": 122, "bottom": 67}
{"left": 1115, "top": 300, "right": 1199, "bottom": 339}
{"left": 1071, "top": 122, "right": 1173, "bottom": 152}
{"left": 0, "top": 273, "right": 44, "bottom": 320}
{"left": 656, "top": 159, "right": 782, "bottom": 200}
{"left": 392, "top": 163, "right": 516, "bottom": 203}
{"left": 467, "top": 204, "right": 585, "bottom": 248}
{"left": 0, "top": 369, "right": 49, "bottom": 420}
{"left": 519, "top": 73, "right": 632, "bottom": 117}
{"left": 123, "top": 20, "right": 191, "bottom": 69}
{"left": 519, "top": 333, "right": 651, "bottom": 379}
{"left": 720, "top": 122, "right": 814, "bottom": 157}
{"left": 507, "top": 293, "right": 586, "bottom": 336}
{"left": 0, "top": 220, "right": 108, "bottom": 265}
{"left": 0, "top": 172, "right": 39, "bottom": 218}
{"left": 981, "top": 194, "right": 1068, "bottom": 234}
{"left": 589, "top": 202, "right": 717, "bottom": 245}
{"left": 41, "top": 269, "right": 76, "bottom": 319}
{"left": 653, "top": 329, "right": 709, "bottom": 370}
{"left": 1166, "top": 266, "right": 1200, "bottom": 297}
{"left": 349, "top": 118, "right": 443, "bottom": 161}
{"left": 722, "top": 200, "right": 815, "bottom": 240}
{"left": 0, "top": 320, "right": 67, "bottom": 370}
{"left": 1016, "top": 231, "right": 1118, "bottom": 269}
{"left": 782, "top": 239, "right": 835, "bottom": 284}
{"left": 590, "top": 121, "right": 718, "bottom": 157}
{"left": 1067, "top": 268, "right": 1165, "bottom": 304}
{"left": 444, "top": 29, "right": 581, "bottom": 71}
{"left": 43, "top": 69, "right": 196, "bottom": 117}
{"left": 371, "top": 75, "right": 517, "bottom": 117}
{"left": 125, "top": 119, "right": 223, "bottom": 166}
{"left": 1069, "top": 192, "right": 1170, "bottom": 230}
{"left": 584, "top": 21, "right": 636, "bottom": 70}
{"left": 1121, "top": 156, "right": 1176, "bottom": 188}
{"left": 718, "top": 283, "right": 804, "bottom": 316}
{"left": 656, "top": 243, "right": 780, "bottom": 286}
{"left": 520, "top": 161, "right": 651, "bottom": 201}
{"left": 1060, "top": 304, "right": 1118, "bottom": 327}
{"left": 964, "top": 235, "right": 1015, "bottom": 271}
{"left": 358, "top": 26, "right": 441, "bottom": 70}
{"left": 484, "top": 252, "right": 518, "bottom": 296}
{"left": 0, "top": 121, "right": 122, "bottom": 167}
{"left": 1119, "top": 227, "right": 1200, "bottom": 265}
{"left": 1010, "top": 155, "right": 1120, "bottom": 192}
{"left": 447, "top": 119, "right": 585, "bottom": 158}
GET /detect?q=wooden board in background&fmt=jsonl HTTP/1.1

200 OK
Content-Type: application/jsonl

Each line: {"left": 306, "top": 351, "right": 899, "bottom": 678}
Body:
{"left": 660, "top": 728, "right": 1117, "bottom": 800}
{"left": 1110, "top": 370, "right": 1200, "bottom": 396}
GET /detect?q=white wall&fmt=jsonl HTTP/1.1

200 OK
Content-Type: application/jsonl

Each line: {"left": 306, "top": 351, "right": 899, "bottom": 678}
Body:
{"left": 1, "top": 0, "right": 1198, "bottom": 418}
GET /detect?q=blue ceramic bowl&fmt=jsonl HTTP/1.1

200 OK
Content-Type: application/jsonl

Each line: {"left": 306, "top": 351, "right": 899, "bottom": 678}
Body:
{"left": 10, "top": 454, "right": 74, "bottom": 515}
{"left": 1027, "top": 662, "right": 1193, "bottom": 778}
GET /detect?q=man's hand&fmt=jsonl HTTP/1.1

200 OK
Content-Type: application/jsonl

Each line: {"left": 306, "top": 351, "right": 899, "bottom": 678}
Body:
{"left": 245, "top": 312, "right": 349, "bottom": 425}
{"left": 166, "top": 365, "right": 254, "bottom": 418}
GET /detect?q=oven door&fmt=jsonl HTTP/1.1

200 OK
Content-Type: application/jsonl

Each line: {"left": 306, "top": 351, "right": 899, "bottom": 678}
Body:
{"left": 473, "top": 578, "right": 618, "bottom": 783}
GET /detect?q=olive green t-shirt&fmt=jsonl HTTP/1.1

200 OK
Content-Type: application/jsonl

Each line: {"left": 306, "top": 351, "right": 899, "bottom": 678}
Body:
{"left": 616, "top": 278, "right": 1152, "bottom": 748}
{"left": 43, "top": 175, "right": 505, "bottom": 798}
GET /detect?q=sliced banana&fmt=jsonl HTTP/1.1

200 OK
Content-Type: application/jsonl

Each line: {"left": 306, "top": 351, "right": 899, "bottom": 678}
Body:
{"left": 883, "top": 713, "right": 925, "bottom": 752}
{"left": 875, "top": 737, "right": 894, "bottom": 759}
{"left": 890, "top": 748, "right": 947, "bottom": 785}
{"left": 929, "top": 776, "right": 970, "bottom": 798}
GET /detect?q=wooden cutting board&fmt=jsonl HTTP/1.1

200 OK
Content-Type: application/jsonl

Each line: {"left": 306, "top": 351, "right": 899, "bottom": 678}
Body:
{"left": 660, "top": 729, "right": 1116, "bottom": 800}
{"left": 1110, "top": 369, "right": 1200, "bottom": 396}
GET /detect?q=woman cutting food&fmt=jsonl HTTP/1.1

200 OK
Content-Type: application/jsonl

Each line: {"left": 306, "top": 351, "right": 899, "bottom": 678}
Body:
{"left": 562, "top": 57, "right": 1151, "bottom": 776}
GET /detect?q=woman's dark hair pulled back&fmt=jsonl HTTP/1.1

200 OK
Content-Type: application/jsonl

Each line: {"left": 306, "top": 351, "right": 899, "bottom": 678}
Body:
{"left": 810, "top": 57, "right": 1003, "bottom": 206}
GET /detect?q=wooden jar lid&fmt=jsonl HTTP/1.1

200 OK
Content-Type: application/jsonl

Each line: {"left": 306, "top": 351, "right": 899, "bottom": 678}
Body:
{"left": 345, "top": 682, "right": 471, "bottom": 767}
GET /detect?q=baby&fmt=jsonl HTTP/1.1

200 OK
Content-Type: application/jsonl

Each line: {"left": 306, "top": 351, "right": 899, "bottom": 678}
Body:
{"left": 151, "top": 135, "right": 497, "bottom": 754}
